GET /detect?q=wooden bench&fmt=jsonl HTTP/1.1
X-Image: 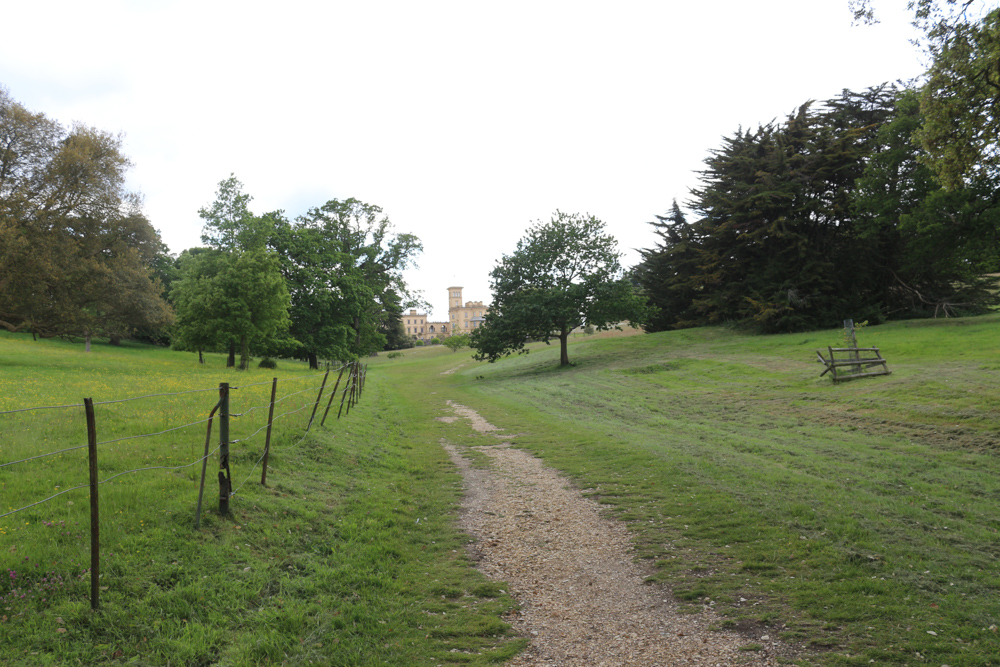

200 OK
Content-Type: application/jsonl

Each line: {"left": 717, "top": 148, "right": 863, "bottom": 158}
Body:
{"left": 816, "top": 347, "right": 890, "bottom": 382}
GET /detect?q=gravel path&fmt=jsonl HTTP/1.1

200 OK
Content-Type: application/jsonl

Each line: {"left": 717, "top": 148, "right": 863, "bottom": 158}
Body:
{"left": 440, "top": 400, "right": 783, "bottom": 666}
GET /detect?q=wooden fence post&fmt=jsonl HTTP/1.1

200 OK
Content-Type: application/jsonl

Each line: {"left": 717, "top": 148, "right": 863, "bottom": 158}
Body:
{"left": 346, "top": 363, "right": 359, "bottom": 415}
{"left": 336, "top": 363, "right": 354, "bottom": 419}
{"left": 321, "top": 366, "right": 346, "bottom": 426}
{"left": 218, "top": 383, "right": 231, "bottom": 516}
{"left": 260, "top": 377, "right": 278, "bottom": 486}
{"left": 306, "top": 369, "right": 330, "bottom": 432}
{"left": 195, "top": 399, "right": 220, "bottom": 529}
{"left": 84, "top": 398, "right": 100, "bottom": 611}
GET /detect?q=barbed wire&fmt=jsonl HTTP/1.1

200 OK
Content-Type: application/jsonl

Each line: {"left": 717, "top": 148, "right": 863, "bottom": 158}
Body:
{"left": 0, "top": 444, "right": 88, "bottom": 469}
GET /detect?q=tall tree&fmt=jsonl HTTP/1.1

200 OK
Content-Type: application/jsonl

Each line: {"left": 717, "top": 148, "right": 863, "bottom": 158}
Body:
{"left": 471, "top": 211, "right": 649, "bottom": 367}
{"left": 633, "top": 200, "right": 701, "bottom": 331}
{"left": 272, "top": 198, "right": 424, "bottom": 366}
{"left": 171, "top": 176, "right": 291, "bottom": 369}
{"left": 0, "top": 87, "right": 172, "bottom": 343}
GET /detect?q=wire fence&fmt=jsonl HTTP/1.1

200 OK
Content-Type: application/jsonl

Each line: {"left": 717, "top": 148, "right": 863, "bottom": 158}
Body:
{"left": 0, "top": 361, "right": 368, "bottom": 610}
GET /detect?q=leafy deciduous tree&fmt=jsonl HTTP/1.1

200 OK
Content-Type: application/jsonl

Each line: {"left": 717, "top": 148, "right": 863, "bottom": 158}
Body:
{"left": 471, "top": 212, "right": 649, "bottom": 367}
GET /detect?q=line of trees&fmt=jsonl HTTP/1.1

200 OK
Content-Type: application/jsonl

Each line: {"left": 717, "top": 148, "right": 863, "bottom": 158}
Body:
{"left": 0, "top": 86, "right": 173, "bottom": 347}
{"left": 634, "top": 3, "right": 1000, "bottom": 332}
{"left": 0, "top": 88, "right": 425, "bottom": 364}
{"left": 169, "top": 176, "right": 425, "bottom": 369}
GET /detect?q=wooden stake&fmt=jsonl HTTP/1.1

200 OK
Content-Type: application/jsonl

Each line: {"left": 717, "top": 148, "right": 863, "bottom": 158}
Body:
{"left": 84, "top": 398, "right": 100, "bottom": 610}
{"left": 218, "top": 383, "right": 231, "bottom": 515}
{"left": 321, "top": 366, "right": 346, "bottom": 426}
{"left": 306, "top": 369, "right": 330, "bottom": 432}
{"left": 260, "top": 378, "right": 278, "bottom": 486}
{"left": 195, "top": 400, "right": 220, "bottom": 529}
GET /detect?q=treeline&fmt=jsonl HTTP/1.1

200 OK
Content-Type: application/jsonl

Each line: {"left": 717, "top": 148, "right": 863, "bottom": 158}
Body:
{"left": 0, "top": 87, "right": 422, "bottom": 363}
{"left": 167, "top": 177, "right": 423, "bottom": 369}
{"left": 636, "top": 5, "right": 1000, "bottom": 333}
{"left": 0, "top": 87, "right": 172, "bottom": 346}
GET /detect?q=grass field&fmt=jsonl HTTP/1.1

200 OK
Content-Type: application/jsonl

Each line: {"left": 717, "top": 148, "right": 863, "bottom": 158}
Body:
{"left": 426, "top": 315, "right": 1000, "bottom": 665}
{"left": 2, "top": 314, "right": 999, "bottom": 665}
{"left": 0, "top": 333, "right": 523, "bottom": 666}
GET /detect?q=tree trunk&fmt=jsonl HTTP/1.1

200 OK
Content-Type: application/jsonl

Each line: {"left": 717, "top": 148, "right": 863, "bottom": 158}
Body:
{"left": 308, "top": 351, "right": 319, "bottom": 370}
{"left": 239, "top": 335, "right": 249, "bottom": 370}
{"left": 84, "top": 331, "right": 91, "bottom": 353}
{"left": 559, "top": 327, "right": 570, "bottom": 366}
{"left": 198, "top": 348, "right": 204, "bottom": 364}
{"left": 227, "top": 341, "right": 236, "bottom": 368}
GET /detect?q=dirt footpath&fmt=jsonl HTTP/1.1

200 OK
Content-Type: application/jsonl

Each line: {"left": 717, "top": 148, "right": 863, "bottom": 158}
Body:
{"left": 439, "top": 400, "right": 782, "bottom": 667}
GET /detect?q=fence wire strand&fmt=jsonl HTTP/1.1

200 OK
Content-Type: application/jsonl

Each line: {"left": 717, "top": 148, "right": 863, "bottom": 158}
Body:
{"left": 93, "top": 386, "right": 219, "bottom": 405}
{"left": 0, "top": 403, "right": 84, "bottom": 415}
{"left": 0, "top": 444, "right": 88, "bottom": 469}
{"left": 272, "top": 383, "right": 325, "bottom": 405}
{"left": 98, "top": 446, "right": 222, "bottom": 486}
{"left": 96, "top": 414, "right": 216, "bottom": 446}
{"left": 0, "top": 484, "right": 93, "bottom": 520}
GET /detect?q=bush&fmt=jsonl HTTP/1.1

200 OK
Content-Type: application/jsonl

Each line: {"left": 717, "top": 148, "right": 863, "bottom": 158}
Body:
{"left": 387, "top": 351, "right": 403, "bottom": 359}
{"left": 415, "top": 340, "right": 425, "bottom": 346}
{"left": 258, "top": 357, "right": 277, "bottom": 369}
{"left": 430, "top": 337, "right": 441, "bottom": 345}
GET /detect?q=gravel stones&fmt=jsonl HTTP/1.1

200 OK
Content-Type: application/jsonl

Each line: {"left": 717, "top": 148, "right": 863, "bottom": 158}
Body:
{"left": 442, "top": 400, "right": 781, "bottom": 666}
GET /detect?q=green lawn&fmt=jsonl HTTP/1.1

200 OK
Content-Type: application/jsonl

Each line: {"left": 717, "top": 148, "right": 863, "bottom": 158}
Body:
{"left": 3, "top": 315, "right": 1000, "bottom": 665}
{"left": 0, "top": 334, "right": 522, "bottom": 665}
{"left": 433, "top": 315, "right": 1000, "bottom": 665}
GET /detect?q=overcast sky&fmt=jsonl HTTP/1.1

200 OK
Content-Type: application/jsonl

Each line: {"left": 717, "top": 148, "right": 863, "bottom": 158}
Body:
{"left": 1, "top": 1, "right": 926, "bottom": 320}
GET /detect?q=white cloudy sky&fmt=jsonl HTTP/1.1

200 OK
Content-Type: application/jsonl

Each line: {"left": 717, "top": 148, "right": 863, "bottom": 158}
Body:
{"left": 1, "top": 1, "right": 925, "bottom": 320}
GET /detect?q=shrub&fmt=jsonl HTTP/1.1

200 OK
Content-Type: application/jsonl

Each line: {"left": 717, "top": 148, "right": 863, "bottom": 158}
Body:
{"left": 415, "top": 340, "right": 425, "bottom": 346}
{"left": 258, "top": 357, "right": 277, "bottom": 369}
{"left": 430, "top": 337, "right": 441, "bottom": 345}
{"left": 387, "top": 351, "right": 403, "bottom": 359}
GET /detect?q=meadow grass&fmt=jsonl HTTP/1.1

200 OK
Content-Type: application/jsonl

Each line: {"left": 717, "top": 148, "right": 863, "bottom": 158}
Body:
{"left": 419, "top": 316, "right": 1000, "bottom": 665}
{"left": 0, "top": 333, "right": 522, "bottom": 665}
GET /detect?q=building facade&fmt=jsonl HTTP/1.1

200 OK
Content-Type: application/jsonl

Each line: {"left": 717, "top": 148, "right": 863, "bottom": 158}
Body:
{"left": 403, "top": 286, "right": 488, "bottom": 342}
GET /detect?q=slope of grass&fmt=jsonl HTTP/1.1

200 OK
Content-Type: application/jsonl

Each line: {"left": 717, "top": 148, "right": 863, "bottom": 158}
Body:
{"left": 429, "top": 316, "right": 1000, "bottom": 665}
{"left": 0, "top": 333, "right": 522, "bottom": 665}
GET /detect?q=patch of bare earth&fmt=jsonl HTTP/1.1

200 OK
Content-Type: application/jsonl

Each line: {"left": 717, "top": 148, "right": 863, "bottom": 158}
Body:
{"left": 442, "top": 400, "right": 784, "bottom": 666}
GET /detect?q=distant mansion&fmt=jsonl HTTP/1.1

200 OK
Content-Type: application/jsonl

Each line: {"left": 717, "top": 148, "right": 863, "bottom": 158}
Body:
{"left": 404, "top": 286, "right": 487, "bottom": 342}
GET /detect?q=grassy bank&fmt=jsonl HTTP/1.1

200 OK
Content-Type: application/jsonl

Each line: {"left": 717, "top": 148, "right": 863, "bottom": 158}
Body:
{"left": 426, "top": 316, "right": 1000, "bottom": 665}
{"left": 0, "top": 333, "right": 522, "bottom": 665}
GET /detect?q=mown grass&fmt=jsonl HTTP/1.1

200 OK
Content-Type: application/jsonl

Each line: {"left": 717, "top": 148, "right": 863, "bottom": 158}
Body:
{"left": 418, "top": 315, "right": 1000, "bottom": 665}
{"left": 0, "top": 333, "right": 522, "bottom": 665}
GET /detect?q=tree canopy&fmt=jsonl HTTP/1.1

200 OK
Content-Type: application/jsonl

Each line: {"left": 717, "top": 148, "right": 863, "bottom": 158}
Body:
{"left": 471, "top": 212, "right": 649, "bottom": 367}
{"left": 171, "top": 177, "right": 290, "bottom": 369}
{"left": 0, "top": 87, "right": 172, "bottom": 343}
{"left": 635, "top": 85, "right": 1000, "bottom": 332}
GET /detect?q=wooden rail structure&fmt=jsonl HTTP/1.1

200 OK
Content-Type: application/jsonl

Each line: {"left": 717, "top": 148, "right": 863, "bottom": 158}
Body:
{"left": 816, "top": 346, "right": 890, "bottom": 382}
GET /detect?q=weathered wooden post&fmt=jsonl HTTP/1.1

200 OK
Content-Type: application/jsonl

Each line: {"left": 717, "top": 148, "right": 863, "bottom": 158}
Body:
{"left": 218, "top": 382, "right": 231, "bottom": 515}
{"left": 844, "top": 319, "right": 861, "bottom": 375}
{"left": 84, "top": 398, "right": 100, "bottom": 610}
{"left": 195, "top": 400, "right": 220, "bottom": 529}
{"left": 337, "top": 363, "right": 355, "bottom": 419}
{"left": 306, "top": 369, "right": 330, "bottom": 432}
{"left": 260, "top": 378, "right": 278, "bottom": 486}
{"left": 320, "top": 365, "right": 347, "bottom": 426}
